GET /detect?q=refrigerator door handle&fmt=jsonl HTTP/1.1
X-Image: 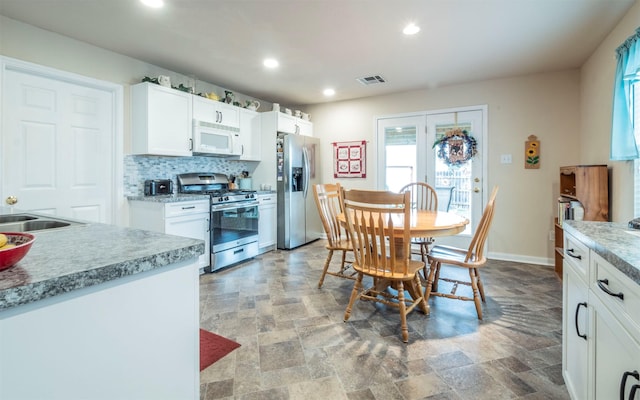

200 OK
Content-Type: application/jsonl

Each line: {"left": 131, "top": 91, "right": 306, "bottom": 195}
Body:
{"left": 302, "top": 146, "right": 310, "bottom": 198}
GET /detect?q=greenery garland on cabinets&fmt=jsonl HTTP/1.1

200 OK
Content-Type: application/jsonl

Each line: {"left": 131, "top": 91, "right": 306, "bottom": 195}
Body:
{"left": 433, "top": 128, "right": 478, "bottom": 167}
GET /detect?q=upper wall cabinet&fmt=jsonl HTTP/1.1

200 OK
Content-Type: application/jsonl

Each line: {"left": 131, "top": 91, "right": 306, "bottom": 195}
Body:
{"left": 276, "top": 112, "right": 313, "bottom": 136}
{"left": 238, "top": 108, "right": 261, "bottom": 161}
{"left": 193, "top": 96, "right": 239, "bottom": 128}
{"left": 131, "top": 82, "right": 193, "bottom": 157}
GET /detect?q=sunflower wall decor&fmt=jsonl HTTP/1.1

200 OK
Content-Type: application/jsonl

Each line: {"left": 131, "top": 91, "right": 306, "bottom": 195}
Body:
{"left": 432, "top": 128, "right": 478, "bottom": 167}
{"left": 525, "top": 135, "right": 540, "bottom": 169}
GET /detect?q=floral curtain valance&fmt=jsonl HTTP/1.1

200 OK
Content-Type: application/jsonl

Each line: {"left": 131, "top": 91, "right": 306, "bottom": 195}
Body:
{"left": 610, "top": 27, "right": 640, "bottom": 161}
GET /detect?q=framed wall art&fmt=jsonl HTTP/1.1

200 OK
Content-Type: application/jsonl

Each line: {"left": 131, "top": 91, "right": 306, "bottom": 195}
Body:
{"left": 333, "top": 140, "right": 366, "bottom": 178}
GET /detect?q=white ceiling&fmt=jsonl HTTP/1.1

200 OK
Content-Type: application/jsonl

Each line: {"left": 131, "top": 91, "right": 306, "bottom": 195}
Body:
{"left": 0, "top": 0, "right": 635, "bottom": 105}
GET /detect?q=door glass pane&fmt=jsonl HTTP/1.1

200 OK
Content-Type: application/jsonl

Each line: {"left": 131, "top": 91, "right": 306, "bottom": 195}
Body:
{"left": 433, "top": 122, "right": 473, "bottom": 232}
{"left": 384, "top": 125, "right": 417, "bottom": 192}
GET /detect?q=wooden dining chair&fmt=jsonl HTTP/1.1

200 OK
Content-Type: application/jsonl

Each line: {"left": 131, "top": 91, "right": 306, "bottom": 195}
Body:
{"left": 342, "top": 189, "right": 428, "bottom": 343}
{"left": 399, "top": 182, "right": 438, "bottom": 276}
{"left": 425, "top": 186, "right": 499, "bottom": 319}
{"left": 312, "top": 183, "right": 356, "bottom": 288}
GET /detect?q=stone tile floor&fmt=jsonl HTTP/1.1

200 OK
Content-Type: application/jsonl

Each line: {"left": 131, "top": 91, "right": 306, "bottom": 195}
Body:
{"left": 199, "top": 240, "right": 569, "bottom": 400}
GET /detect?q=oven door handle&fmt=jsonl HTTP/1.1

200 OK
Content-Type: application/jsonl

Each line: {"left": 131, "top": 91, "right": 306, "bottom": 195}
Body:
{"left": 211, "top": 201, "right": 259, "bottom": 212}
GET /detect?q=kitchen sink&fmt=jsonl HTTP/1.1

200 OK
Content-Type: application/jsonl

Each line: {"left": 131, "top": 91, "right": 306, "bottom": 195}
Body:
{"left": 0, "top": 215, "right": 38, "bottom": 224}
{"left": 0, "top": 213, "right": 85, "bottom": 232}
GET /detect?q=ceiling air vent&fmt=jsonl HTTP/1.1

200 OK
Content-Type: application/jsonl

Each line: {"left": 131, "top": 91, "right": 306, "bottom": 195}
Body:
{"left": 356, "top": 75, "right": 386, "bottom": 85}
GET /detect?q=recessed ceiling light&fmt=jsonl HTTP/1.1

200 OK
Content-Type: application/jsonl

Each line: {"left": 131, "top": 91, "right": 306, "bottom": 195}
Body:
{"left": 323, "top": 88, "right": 335, "bottom": 97}
{"left": 263, "top": 58, "right": 279, "bottom": 69}
{"left": 403, "top": 23, "right": 420, "bottom": 35}
{"left": 140, "top": 0, "right": 164, "bottom": 8}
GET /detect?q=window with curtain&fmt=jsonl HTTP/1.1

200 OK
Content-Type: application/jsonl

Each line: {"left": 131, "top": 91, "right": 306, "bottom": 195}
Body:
{"left": 611, "top": 27, "right": 640, "bottom": 160}
{"left": 610, "top": 27, "right": 640, "bottom": 216}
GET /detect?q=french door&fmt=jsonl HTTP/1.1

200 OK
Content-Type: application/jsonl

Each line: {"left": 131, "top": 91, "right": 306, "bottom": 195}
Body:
{"left": 376, "top": 106, "right": 486, "bottom": 248}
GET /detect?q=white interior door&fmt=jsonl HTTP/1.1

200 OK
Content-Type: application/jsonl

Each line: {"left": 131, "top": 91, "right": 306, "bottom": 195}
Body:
{"left": 376, "top": 114, "right": 426, "bottom": 192}
{"left": 426, "top": 108, "right": 485, "bottom": 249}
{"left": 1, "top": 58, "right": 120, "bottom": 223}
{"left": 376, "top": 107, "right": 486, "bottom": 249}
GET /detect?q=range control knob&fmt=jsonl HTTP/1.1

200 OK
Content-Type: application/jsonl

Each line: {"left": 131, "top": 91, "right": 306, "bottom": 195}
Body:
{"left": 224, "top": 196, "right": 229, "bottom": 201}
{"left": 218, "top": 197, "right": 224, "bottom": 202}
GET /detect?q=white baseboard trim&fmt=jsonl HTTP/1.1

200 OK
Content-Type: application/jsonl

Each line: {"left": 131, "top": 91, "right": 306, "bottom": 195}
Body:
{"left": 487, "top": 252, "right": 554, "bottom": 267}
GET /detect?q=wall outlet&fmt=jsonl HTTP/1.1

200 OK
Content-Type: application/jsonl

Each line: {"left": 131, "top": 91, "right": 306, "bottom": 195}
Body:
{"left": 500, "top": 154, "right": 512, "bottom": 164}
{"left": 549, "top": 230, "right": 555, "bottom": 241}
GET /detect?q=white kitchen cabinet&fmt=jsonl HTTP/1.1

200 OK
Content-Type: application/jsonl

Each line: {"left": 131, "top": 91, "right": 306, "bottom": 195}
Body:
{"left": 193, "top": 95, "right": 239, "bottom": 128}
{"left": 563, "top": 228, "right": 640, "bottom": 400}
{"left": 562, "top": 232, "right": 590, "bottom": 400}
{"left": 131, "top": 82, "right": 193, "bottom": 156}
{"left": 258, "top": 193, "right": 276, "bottom": 253}
{"left": 238, "top": 108, "right": 262, "bottom": 161}
{"left": 276, "top": 112, "right": 313, "bottom": 136}
{"left": 297, "top": 118, "right": 313, "bottom": 137}
{"left": 129, "top": 199, "right": 210, "bottom": 269}
{"left": 590, "top": 251, "right": 640, "bottom": 400}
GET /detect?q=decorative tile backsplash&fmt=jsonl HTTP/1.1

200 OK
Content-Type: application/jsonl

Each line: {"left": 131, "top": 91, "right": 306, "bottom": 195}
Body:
{"left": 124, "top": 155, "right": 256, "bottom": 196}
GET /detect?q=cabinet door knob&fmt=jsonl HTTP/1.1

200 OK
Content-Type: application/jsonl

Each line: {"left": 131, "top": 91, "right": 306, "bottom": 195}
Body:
{"left": 5, "top": 196, "right": 18, "bottom": 205}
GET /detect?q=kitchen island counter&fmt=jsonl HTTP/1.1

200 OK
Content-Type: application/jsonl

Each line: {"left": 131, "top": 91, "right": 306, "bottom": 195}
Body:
{"left": 0, "top": 218, "right": 204, "bottom": 311}
{"left": 0, "top": 212, "right": 204, "bottom": 400}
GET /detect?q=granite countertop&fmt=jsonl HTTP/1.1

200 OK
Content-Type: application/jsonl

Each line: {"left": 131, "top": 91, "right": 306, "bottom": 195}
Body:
{"left": 127, "top": 193, "right": 210, "bottom": 203}
{"left": 0, "top": 222, "right": 204, "bottom": 311}
{"left": 127, "top": 192, "right": 276, "bottom": 203}
{"left": 564, "top": 220, "right": 640, "bottom": 285}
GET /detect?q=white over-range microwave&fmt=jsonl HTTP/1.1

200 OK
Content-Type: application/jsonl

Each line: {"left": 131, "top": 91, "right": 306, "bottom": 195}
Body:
{"left": 192, "top": 119, "right": 242, "bottom": 157}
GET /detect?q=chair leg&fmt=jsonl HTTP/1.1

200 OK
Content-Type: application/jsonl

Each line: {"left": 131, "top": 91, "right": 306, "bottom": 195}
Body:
{"left": 413, "top": 274, "right": 429, "bottom": 315}
{"left": 475, "top": 268, "right": 486, "bottom": 302}
{"left": 432, "top": 261, "right": 442, "bottom": 292}
{"left": 396, "top": 280, "right": 409, "bottom": 343}
{"left": 468, "top": 268, "right": 483, "bottom": 320}
{"left": 340, "top": 250, "right": 347, "bottom": 271}
{"left": 425, "top": 260, "right": 439, "bottom": 300}
{"left": 318, "top": 250, "right": 334, "bottom": 288}
{"left": 344, "top": 273, "right": 363, "bottom": 322}
{"left": 420, "top": 243, "right": 429, "bottom": 281}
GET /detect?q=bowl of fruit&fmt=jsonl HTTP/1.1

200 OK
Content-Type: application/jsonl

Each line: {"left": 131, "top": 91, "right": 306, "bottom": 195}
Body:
{"left": 0, "top": 232, "right": 36, "bottom": 272}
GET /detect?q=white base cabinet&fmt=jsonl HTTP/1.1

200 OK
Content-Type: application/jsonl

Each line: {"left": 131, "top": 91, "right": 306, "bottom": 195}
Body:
{"left": 129, "top": 200, "right": 210, "bottom": 269}
{"left": 563, "top": 230, "right": 640, "bottom": 400}
{"left": 258, "top": 194, "right": 276, "bottom": 253}
{"left": 0, "top": 258, "right": 200, "bottom": 400}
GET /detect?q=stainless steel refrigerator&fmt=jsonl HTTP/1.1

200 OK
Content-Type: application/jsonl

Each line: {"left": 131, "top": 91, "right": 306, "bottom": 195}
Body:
{"left": 277, "top": 133, "right": 322, "bottom": 249}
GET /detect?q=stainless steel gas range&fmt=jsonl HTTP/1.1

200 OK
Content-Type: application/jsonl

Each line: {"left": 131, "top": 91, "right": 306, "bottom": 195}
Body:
{"left": 177, "top": 172, "right": 259, "bottom": 272}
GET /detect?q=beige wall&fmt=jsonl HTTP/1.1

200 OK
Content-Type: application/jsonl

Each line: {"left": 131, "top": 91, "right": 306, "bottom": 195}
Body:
{"left": 580, "top": 1, "right": 640, "bottom": 222}
{"left": 305, "top": 71, "right": 581, "bottom": 264}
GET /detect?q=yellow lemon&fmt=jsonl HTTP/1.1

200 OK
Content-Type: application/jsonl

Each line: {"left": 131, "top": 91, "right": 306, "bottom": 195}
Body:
{"left": 0, "top": 233, "right": 7, "bottom": 247}
{"left": 0, "top": 243, "right": 15, "bottom": 250}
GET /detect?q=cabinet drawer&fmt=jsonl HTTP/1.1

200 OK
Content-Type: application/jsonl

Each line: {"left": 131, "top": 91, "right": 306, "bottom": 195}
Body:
{"left": 591, "top": 251, "right": 640, "bottom": 334}
{"left": 258, "top": 195, "right": 276, "bottom": 205}
{"left": 165, "top": 201, "right": 209, "bottom": 217}
{"left": 564, "top": 232, "right": 589, "bottom": 279}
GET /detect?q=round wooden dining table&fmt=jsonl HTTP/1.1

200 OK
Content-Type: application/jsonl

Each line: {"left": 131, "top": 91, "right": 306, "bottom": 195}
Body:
{"left": 338, "top": 209, "right": 469, "bottom": 239}
{"left": 337, "top": 210, "right": 469, "bottom": 314}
